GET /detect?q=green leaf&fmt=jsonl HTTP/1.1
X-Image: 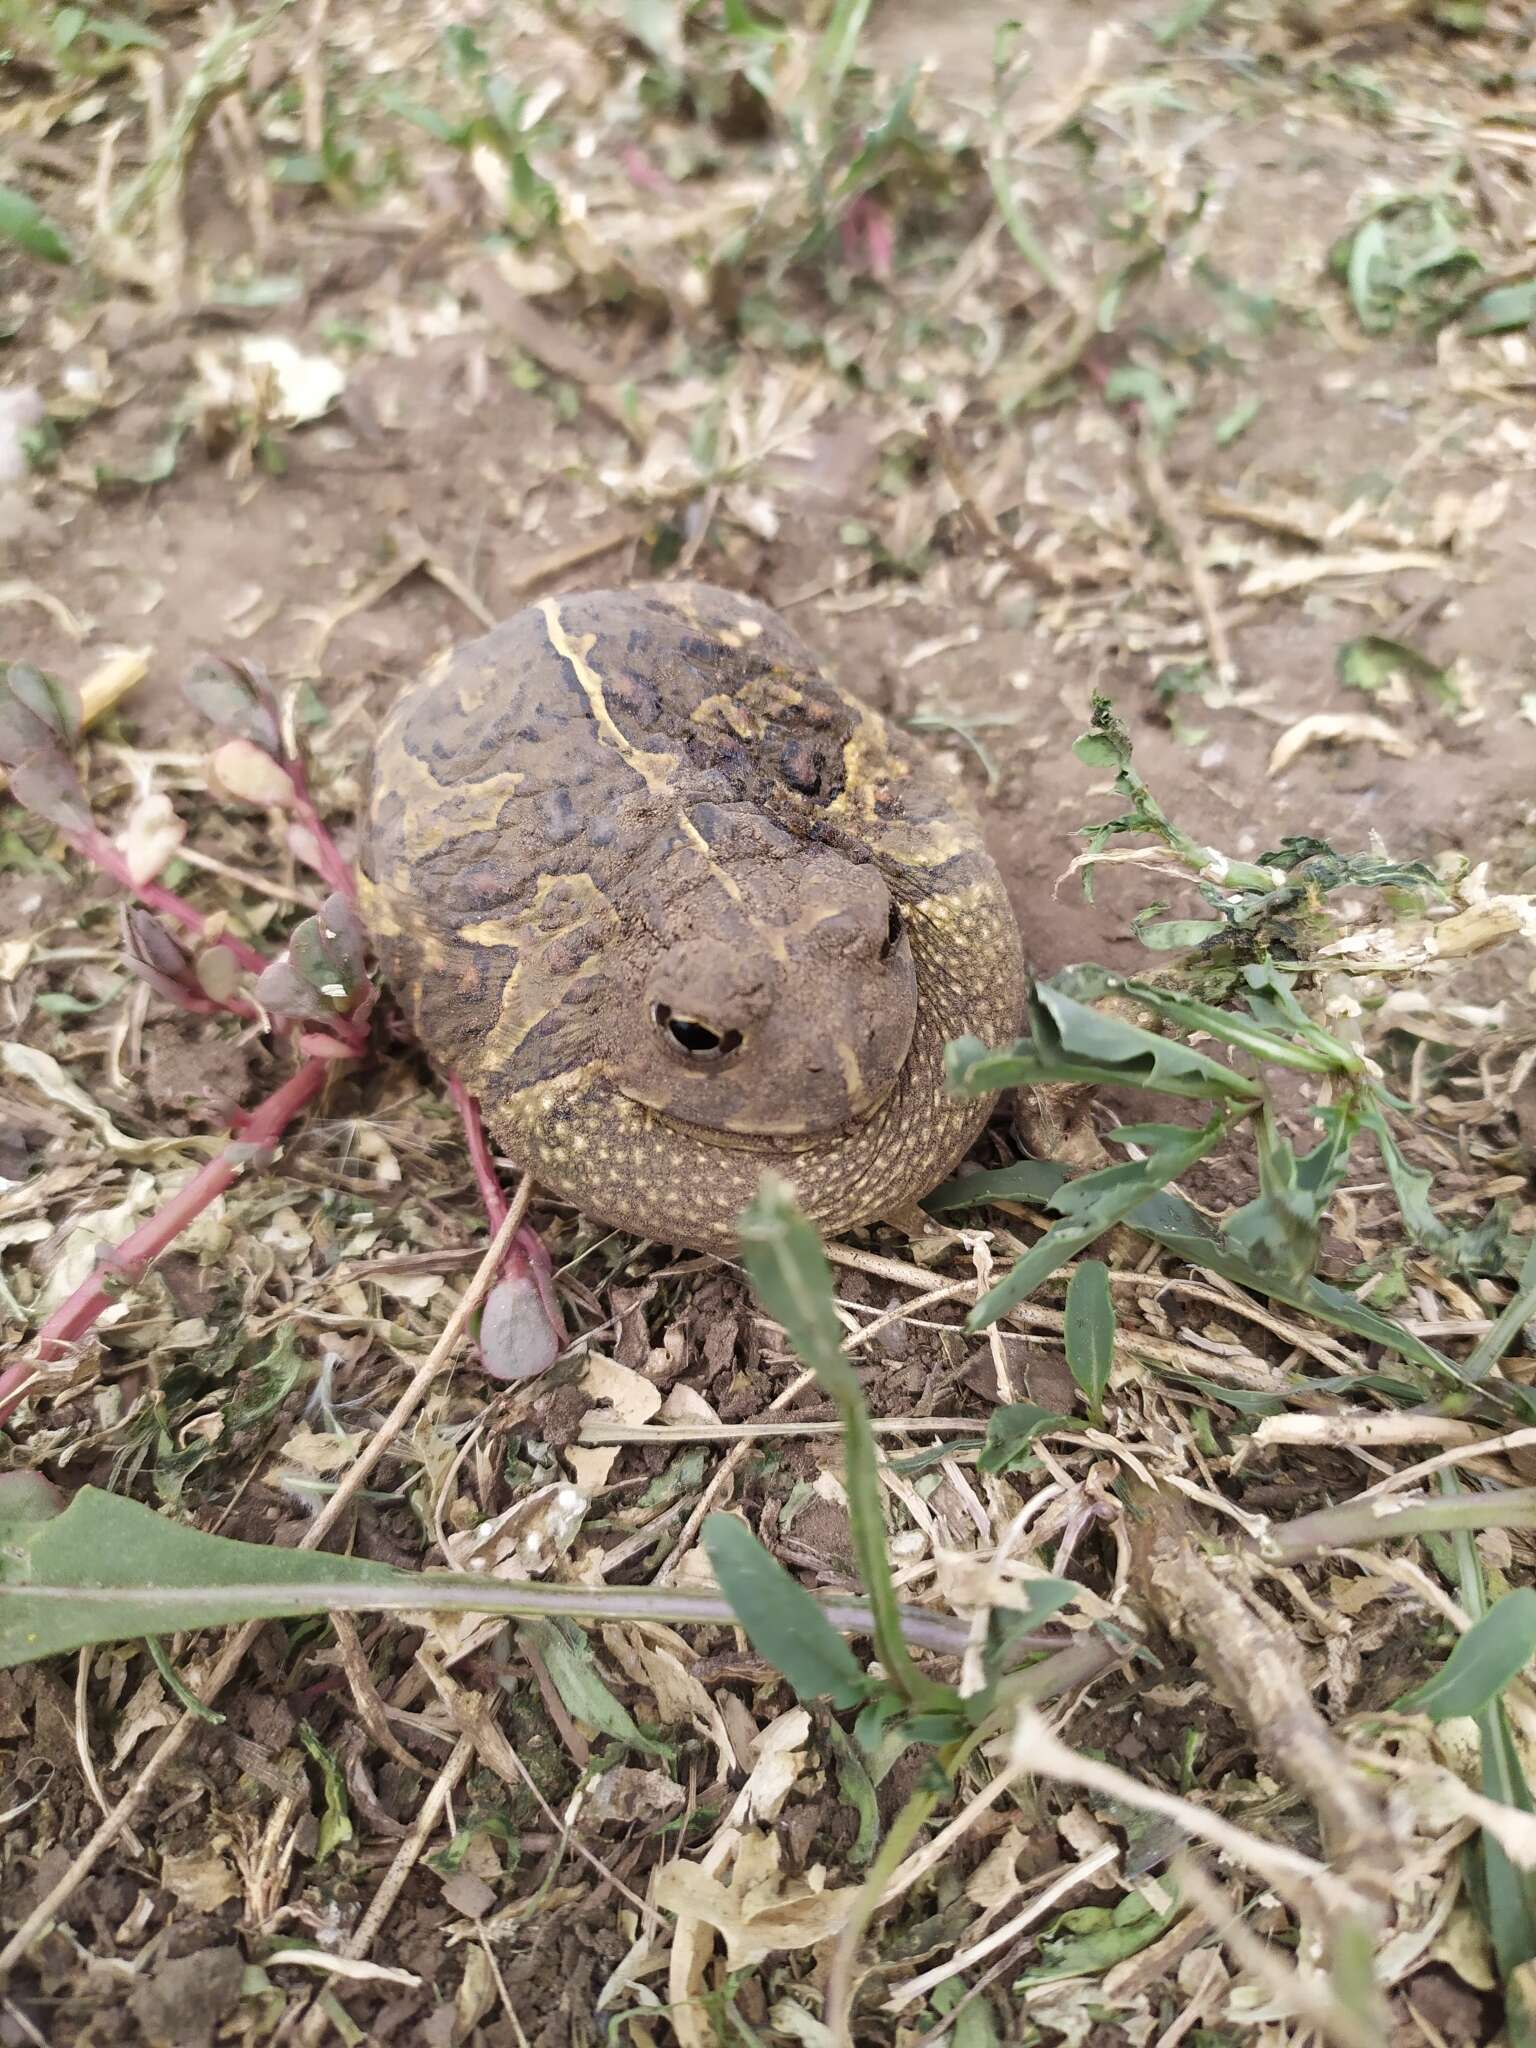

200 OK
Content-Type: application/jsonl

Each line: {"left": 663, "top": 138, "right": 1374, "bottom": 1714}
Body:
{"left": 1127, "top": 1187, "right": 1468, "bottom": 1384}
{"left": 1461, "top": 280, "right": 1536, "bottom": 336}
{"left": 924, "top": 1159, "right": 1067, "bottom": 1213}
{"left": 1064, "top": 966, "right": 1357, "bottom": 1077}
{"left": 1131, "top": 915, "right": 1226, "bottom": 951}
{"left": 1345, "top": 216, "right": 1395, "bottom": 330}
{"left": 1016, "top": 1890, "right": 1179, "bottom": 1986}
{"left": 968, "top": 1115, "right": 1234, "bottom": 1331}
{"left": 0, "top": 186, "right": 74, "bottom": 265}
{"left": 947, "top": 984, "right": 1261, "bottom": 1104}
{"left": 702, "top": 1514, "right": 866, "bottom": 1710}
{"left": 0, "top": 1486, "right": 412, "bottom": 1666}
{"left": 977, "top": 1403, "right": 1069, "bottom": 1475}
{"left": 1337, "top": 634, "right": 1458, "bottom": 708}
{"left": 1064, "top": 1262, "right": 1116, "bottom": 1424}
{"left": 1223, "top": 1104, "right": 1359, "bottom": 1286}
{"left": 1214, "top": 394, "right": 1261, "bottom": 446}
{"left": 298, "top": 1723, "right": 354, "bottom": 1860}
{"left": 0, "top": 1484, "right": 915, "bottom": 1671}
{"left": 826, "top": 1719, "right": 880, "bottom": 1864}
{"left": 1400, "top": 1589, "right": 1536, "bottom": 1721}
{"left": 517, "top": 1618, "right": 672, "bottom": 1758}
{"left": 1360, "top": 1101, "right": 1451, "bottom": 1253}
{"left": 813, "top": 0, "right": 873, "bottom": 102}
{"left": 739, "top": 1176, "right": 954, "bottom": 1711}
{"left": 1104, "top": 365, "right": 1184, "bottom": 437}
{"left": 1464, "top": 1236, "right": 1536, "bottom": 1384}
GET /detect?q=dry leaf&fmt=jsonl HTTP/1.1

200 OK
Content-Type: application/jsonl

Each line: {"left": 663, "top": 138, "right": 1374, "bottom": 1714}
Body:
{"left": 160, "top": 1849, "right": 241, "bottom": 1914}
{"left": 263, "top": 1950, "right": 421, "bottom": 1986}
{"left": 1267, "top": 714, "right": 1415, "bottom": 777}
{"left": 727, "top": 1708, "right": 811, "bottom": 1827}
{"left": 582, "top": 1765, "right": 687, "bottom": 1829}
{"left": 117, "top": 791, "right": 185, "bottom": 886}
{"left": 2, "top": 1043, "right": 177, "bottom": 1157}
{"left": 655, "top": 1829, "right": 858, "bottom": 1971}
{"left": 584, "top": 1352, "right": 664, "bottom": 1425}
{"left": 658, "top": 1383, "right": 722, "bottom": 1426}
{"left": 112, "top": 1671, "right": 173, "bottom": 1764}
{"left": 267, "top": 1427, "right": 364, "bottom": 1479}
{"left": 78, "top": 646, "right": 151, "bottom": 726}
{"left": 1238, "top": 549, "right": 1447, "bottom": 598}
{"left": 373, "top": 1269, "right": 445, "bottom": 1308}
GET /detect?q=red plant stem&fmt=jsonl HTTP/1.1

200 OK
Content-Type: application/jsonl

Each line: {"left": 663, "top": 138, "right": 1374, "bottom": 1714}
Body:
{"left": 0, "top": 1058, "right": 332, "bottom": 1429}
{"left": 284, "top": 757, "right": 357, "bottom": 903}
{"left": 447, "top": 1074, "right": 563, "bottom": 1339}
{"left": 448, "top": 1074, "right": 509, "bottom": 1230}
{"left": 74, "top": 825, "right": 268, "bottom": 976}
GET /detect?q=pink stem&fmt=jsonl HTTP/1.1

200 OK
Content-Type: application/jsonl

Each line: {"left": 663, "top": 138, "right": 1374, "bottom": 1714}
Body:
{"left": 0, "top": 1058, "right": 332, "bottom": 1428}
{"left": 448, "top": 1074, "right": 509, "bottom": 1230}
{"left": 74, "top": 825, "right": 268, "bottom": 976}
{"left": 447, "top": 1074, "right": 564, "bottom": 1345}
{"left": 284, "top": 757, "right": 357, "bottom": 903}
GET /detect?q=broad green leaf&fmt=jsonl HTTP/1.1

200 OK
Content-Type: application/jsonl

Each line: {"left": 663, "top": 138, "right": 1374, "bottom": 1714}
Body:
{"left": 1337, "top": 634, "right": 1458, "bottom": 708}
{"left": 1462, "top": 280, "right": 1536, "bottom": 336}
{"left": 703, "top": 1514, "right": 866, "bottom": 1710}
{"left": 517, "top": 1618, "right": 672, "bottom": 1757}
{"left": 0, "top": 1486, "right": 412, "bottom": 1666}
{"left": 0, "top": 1485, "right": 918, "bottom": 1671}
{"left": 1131, "top": 915, "right": 1226, "bottom": 950}
{"left": 1400, "top": 1590, "right": 1536, "bottom": 1721}
{"left": 1345, "top": 215, "right": 1395, "bottom": 331}
{"left": 1064, "top": 1262, "right": 1116, "bottom": 1423}
{"left": 1060, "top": 967, "right": 1353, "bottom": 1078}
{"left": 1035, "top": 984, "right": 1262, "bottom": 1095}
{"left": 977, "top": 1403, "right": 1069, "bottom": 1475}
{"left": 0, "top": 186, "right": 73, "bottom": 264}
{"left": 946, "top": 984, "right": 1260, "bottom": 1104}
{"left": 968, "top": 1116, "right": 1233, "bottom": 1331}
{"left": 0, "top": 1472, "right": 64, "bottom": 1525}
{"left": 924, "top": 1159, "right": 1067, "bottom": 1213}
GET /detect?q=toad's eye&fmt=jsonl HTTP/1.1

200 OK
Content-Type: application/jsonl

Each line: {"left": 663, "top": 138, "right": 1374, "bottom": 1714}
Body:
{"left": 880, "top": 902, "right": 904, "bottom": 961}
{"left": 653, "top": 1003, "right": 743, "bottom": 1061}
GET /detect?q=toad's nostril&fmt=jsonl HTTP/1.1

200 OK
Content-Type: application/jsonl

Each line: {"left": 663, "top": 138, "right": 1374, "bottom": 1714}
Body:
{"left": 879, "top": 901, "right": 904, "bottom": 960}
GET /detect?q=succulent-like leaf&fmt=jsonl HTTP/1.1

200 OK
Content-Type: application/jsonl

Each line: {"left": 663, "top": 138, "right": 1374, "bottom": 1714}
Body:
{"left": 9, "top": 753, "right": 93, "bottom": 836}
{"left": 182, "top": 654, "right": 282, "bottom": 756}
{"left": 253, "top": 955, "right": 336, "bottom": 1025}
{"left": 5, "top": 662, "right": 81, "bottom": 746}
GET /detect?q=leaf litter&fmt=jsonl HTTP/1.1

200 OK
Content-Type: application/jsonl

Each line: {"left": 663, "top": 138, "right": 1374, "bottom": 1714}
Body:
{"left": 1, "top": 2, "right": 1536, "bottom": 2046}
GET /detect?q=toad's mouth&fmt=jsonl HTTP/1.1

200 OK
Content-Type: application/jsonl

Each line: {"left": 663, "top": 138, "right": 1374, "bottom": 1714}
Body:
{"left": 629, "top": 1064, "right": 904, "bottom": 1154}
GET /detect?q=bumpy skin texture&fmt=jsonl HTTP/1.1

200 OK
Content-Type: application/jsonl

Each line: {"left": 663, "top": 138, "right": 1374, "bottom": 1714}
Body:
{"left": 359, "top": 584, "right": 1027, "bottom": 1254}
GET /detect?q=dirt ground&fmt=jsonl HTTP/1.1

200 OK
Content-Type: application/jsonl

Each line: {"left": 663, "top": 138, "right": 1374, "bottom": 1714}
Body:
{"left": 3, "top": 1, "right": 1536, "bottom": 2044}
